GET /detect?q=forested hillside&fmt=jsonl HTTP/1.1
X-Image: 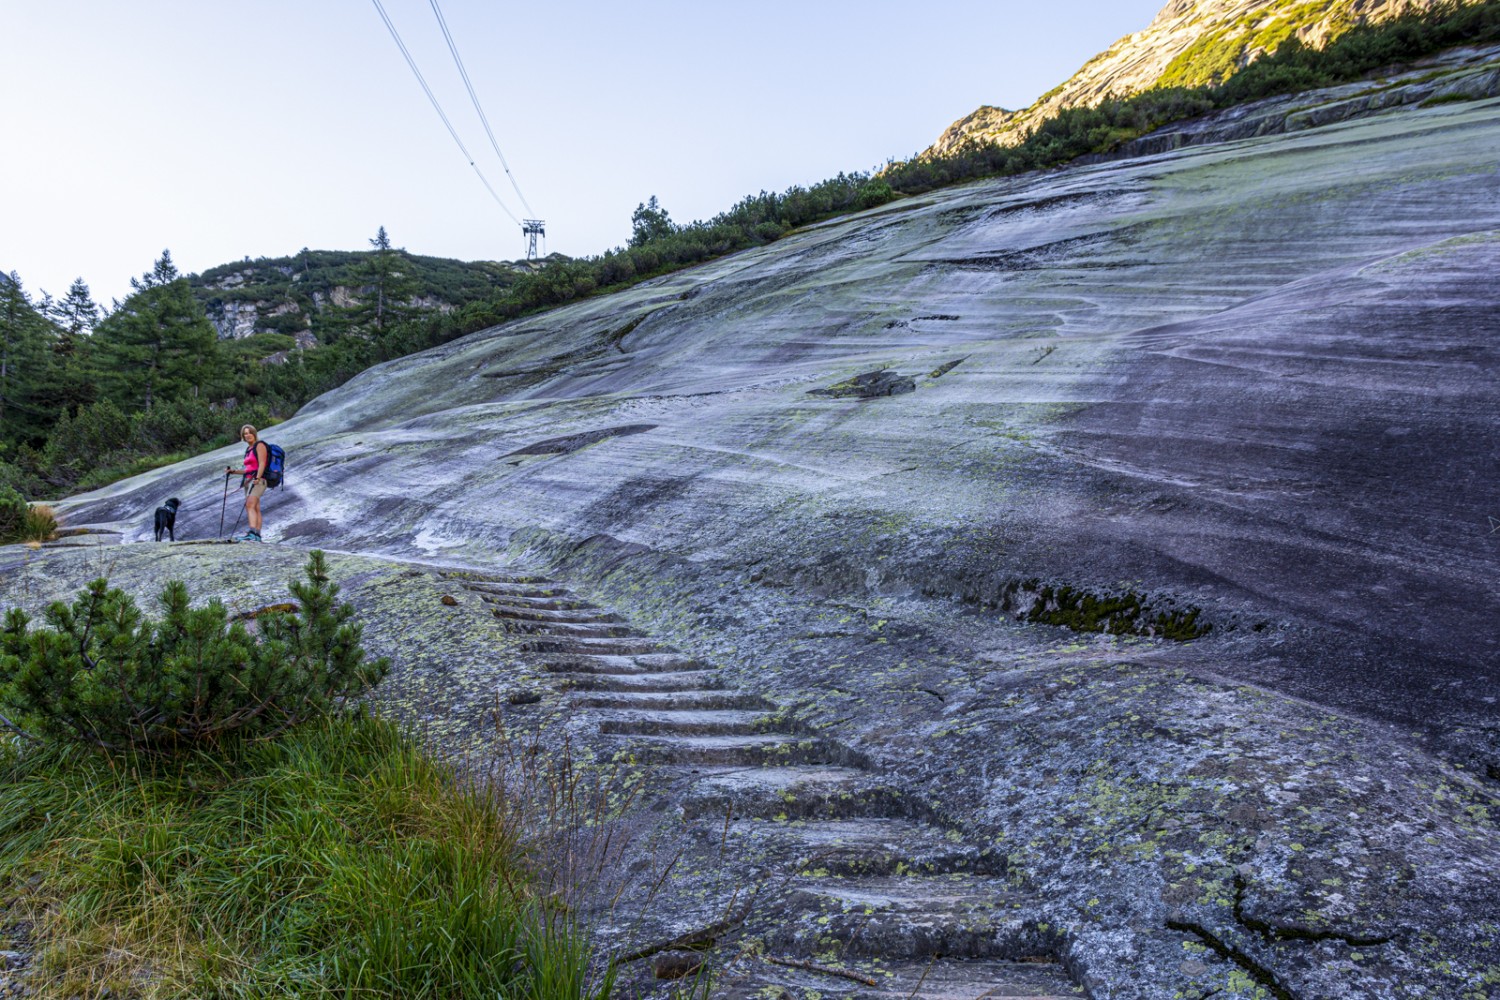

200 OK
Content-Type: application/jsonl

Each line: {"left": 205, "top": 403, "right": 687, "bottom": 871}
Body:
{"left": 0, "top": 234, "right": 520, "bottom": 500}
{"left": 191, "top": 242, "right": 527, "bottom": 345}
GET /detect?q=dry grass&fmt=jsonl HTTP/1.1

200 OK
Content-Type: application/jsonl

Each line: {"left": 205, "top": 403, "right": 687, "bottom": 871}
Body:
{"left": 23, "top": 504, "right": 58, "bottom": 542}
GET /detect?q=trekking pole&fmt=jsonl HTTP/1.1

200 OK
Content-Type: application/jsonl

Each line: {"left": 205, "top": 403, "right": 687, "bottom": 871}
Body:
{"left": 218, "top": 470, "right": 232, "bottom": 538}
{"left": 227, "top": 469, "right": 246, "bottom": 540}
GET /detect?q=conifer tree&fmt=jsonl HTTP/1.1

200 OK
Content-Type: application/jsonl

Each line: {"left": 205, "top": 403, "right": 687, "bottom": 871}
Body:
{"left": 0, "top": 273, "right": 60, "bottom": 444}
{"left": 50, "top": 277, "right": 101, "bottom": 337}
{"left": 92, "top": 252, "right": 221, "bottom": 412}
{"left": 131, "top": 248, "right": 181, "bottom": 291}
{"left": 354, "top": 226, "right": 415, "bottom": 334}
{"left": 38, "top": 277, "right": 103, "bottom": 417}
{"left": 630, "top": 196, "right": 675, "bottom": 247}
{"left": 39, "top": 398, "right": 130, "bottom": 485}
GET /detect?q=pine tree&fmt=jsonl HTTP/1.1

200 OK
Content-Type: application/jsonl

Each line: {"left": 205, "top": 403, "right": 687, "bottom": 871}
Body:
{"left": 630, "top": 196, "right": 675, "bottom": 248}
{"left": 92, "top": 252, "right": 221, "bottom": 412}
{"left": 0, "top": 550, "right": 390, "bottom": 750}
{"left": 50, "top": 277, "right": 101, "bottom": 337}
{"left": 0, "top": 273, "right": 60, "bottom": 445}
{"left": 354, "top": 226, "right": 415, "bottom": 334}
{"left": 130, "top": 249, "right": 181, "bottom": 291}
{"left": 39, "top": 277, "right": 103, "bottom": 417}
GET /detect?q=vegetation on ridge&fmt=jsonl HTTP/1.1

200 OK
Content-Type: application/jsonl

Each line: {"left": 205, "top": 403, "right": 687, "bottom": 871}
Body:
{"left": 0, "top": 232, "right": 527, "bottom": 500}
{"left": 882, "top": 0, "right": 1500, "bottom": 192}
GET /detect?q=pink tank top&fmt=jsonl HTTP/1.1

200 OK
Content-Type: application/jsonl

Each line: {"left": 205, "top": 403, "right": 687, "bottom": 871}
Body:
{"left": 243, "top": 443, "right": 260, "bottom": 478}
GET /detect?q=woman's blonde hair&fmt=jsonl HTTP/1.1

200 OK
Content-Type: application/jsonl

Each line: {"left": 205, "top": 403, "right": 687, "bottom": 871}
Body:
{"left": 240, "top": 424, "right": 258, "bottom": 439}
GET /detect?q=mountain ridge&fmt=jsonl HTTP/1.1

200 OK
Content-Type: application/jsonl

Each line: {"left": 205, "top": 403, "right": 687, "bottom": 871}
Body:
{"left": 188, "top": 249, "right": 539, "bottom": 346}
{"left": 926, "top": 0, "right": 1450, "bottom": 156}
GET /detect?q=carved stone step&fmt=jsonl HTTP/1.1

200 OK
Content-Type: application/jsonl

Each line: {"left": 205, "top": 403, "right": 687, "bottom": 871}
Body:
{"left": 717, "top": 956, "right": 1078, "bottom": 999}
{"left": 568, "top": 690, "right": 771, "bottom": 711}
{"left": 680, "top": 767, "right": 909, "bottom": 822}
{"left": 555, "top": 671, "right": 726, "bottom": 693}
{"left": 443, "top": 572, "right": 555, "bottom": 586}
{"left": 595, "top": 709, "right": 778, "bottom": 737}
{"left": 483, "top": 602, "right": 625, "bottom": 624}
{"left": 723, "top": 817, "right": 1006, "bottom": 877}
{"left": 541, "top": 653, "right": 708, "bottom": 675}
{"left": 604, "top": 734, "right": 855, "bottom": 768}
{"left": 475, "top": 592, "right": 602, "bottom": 612}
{"left": 523, "top": 636, "right": 666, "bottom": 656}
{"left": 465, "top": 582, "right": 574, "bottom": 600}
{"left": 771, "top": 876, "right": 1051, "bottom": 961}
{"left": 499, "top": 617, "right": 640, "bottom": 639}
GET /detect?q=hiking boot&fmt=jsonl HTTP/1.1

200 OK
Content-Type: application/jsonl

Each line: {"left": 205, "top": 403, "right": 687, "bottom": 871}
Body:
{"left": 235, "top": 531, "right": 262, "bottom": 543}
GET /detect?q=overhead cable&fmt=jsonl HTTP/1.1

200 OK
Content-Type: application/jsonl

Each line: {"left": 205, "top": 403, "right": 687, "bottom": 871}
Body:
{"left": 369, "top": 0, "right": 520, "bottom": 226}
{"left": 428, "top": 0, "right": 537, "bottom": 218}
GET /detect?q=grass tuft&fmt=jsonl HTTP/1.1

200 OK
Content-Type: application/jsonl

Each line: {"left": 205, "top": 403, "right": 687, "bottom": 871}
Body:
{"left": 0, "top": 714, "right": 611, "bottom": 998}
{"left": 20, "top": 504, "right": 57, "bottom": 542}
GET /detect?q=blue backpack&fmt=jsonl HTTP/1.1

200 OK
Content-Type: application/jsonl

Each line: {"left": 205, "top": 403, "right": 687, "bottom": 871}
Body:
{"left": 248, "top": 442, "right": 286, "bottom": 488}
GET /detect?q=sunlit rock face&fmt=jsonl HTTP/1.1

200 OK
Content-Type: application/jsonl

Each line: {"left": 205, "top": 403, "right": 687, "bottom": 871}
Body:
{"left": 63, "top": 88, "right": 1500, "bottom": 746}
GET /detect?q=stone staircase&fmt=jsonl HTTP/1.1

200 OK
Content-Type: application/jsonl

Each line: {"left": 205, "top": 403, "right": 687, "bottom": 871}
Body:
{"left": 446, "top": 572, "right": 1082, "bottom": 1000}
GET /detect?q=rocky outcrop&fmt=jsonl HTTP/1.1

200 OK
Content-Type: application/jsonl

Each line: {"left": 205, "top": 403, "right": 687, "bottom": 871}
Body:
{"left": 1085, "top": 41, "right": 1500, "bottom": 157}
{"left": 207, "top": 298, "right": 261, "bottom": 340}
{"left": 194, "top": 250, "right": 511, "bottom": 342}
{"left": 927, "top": 0, "right": 1450, "bottom": 156}
{"left": 204, "top": 285, "right": 457, "bottom": 342}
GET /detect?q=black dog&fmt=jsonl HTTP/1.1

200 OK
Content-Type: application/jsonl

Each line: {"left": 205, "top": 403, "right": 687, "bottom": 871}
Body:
{"left": 153, "top": 498, "right": 181, "bottom": 541}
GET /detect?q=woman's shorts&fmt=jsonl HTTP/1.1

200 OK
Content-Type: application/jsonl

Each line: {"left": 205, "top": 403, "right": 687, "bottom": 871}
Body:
{"left": 245, "top": 479, "right": 267, "bottom": 499}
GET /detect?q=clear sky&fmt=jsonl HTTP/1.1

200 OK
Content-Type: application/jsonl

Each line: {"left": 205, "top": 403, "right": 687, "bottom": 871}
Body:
{"left": 2, "top": 1, "right": 1167, "bottom": 307}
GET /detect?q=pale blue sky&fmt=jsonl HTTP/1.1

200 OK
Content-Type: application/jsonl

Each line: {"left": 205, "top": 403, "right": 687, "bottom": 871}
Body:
{"left": 2, "top": 1, "right": 1166, "bottom": 305}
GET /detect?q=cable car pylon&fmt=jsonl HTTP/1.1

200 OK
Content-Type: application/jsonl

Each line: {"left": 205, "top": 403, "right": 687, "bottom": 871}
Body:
{"left": 523, "top": 220, "right": 545, "bottom": 261}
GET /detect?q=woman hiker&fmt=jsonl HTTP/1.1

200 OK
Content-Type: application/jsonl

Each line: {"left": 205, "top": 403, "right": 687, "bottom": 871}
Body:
{"left": 227, "top": 424, "right": 270, "bottom": 543}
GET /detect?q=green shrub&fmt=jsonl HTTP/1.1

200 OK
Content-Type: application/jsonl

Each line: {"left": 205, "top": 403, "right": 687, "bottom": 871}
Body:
{"left": 0, "top": 486, "right": 27, "bottom": 542}
{"left": 0, "top": 457, "right": 42, "bottom": 499}
{"left": 39, "top": 398, "right": 132, "bottom": 487}
{"left": 0, "top": 550, "right": 389, "bottom": 751}
{"left": 856, "top": 178, "right": 896, "bottom": 209}
{"left": 0, "top": 487, "right": 58, "bottom": 544}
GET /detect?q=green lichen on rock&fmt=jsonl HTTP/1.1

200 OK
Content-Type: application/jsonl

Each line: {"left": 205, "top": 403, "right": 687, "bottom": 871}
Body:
{"left": 1003, "top": 580, "right": 1210, "bottom": 640}
{"left": 808, "top": 369, "right": 916, "bottom": 399}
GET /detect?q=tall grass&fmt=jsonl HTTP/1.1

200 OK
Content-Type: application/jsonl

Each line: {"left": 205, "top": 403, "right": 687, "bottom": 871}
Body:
{"left": 0, "top": 714, "right": 613, "bottom": 998}
{"left": 20, "top": 503, "right": 57, "bottom": 543}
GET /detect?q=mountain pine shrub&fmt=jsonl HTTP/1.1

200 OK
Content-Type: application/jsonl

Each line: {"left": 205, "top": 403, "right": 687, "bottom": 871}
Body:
{"left": 0, "top": 488, "right": 53, "bottom": 544}
{"left": 0, "top": 550, "right": 389, "bottom": 751}
{"left": 0, "top": 487, "right": 29, "bottom": 541}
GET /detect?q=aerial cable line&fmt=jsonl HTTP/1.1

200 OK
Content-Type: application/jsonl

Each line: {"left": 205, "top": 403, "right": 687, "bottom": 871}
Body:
{"left": 428, "top": 0, "right": 537, "bottom": 218}
{"left": 369, "top": 0, "right": 521, "bottom": 226}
